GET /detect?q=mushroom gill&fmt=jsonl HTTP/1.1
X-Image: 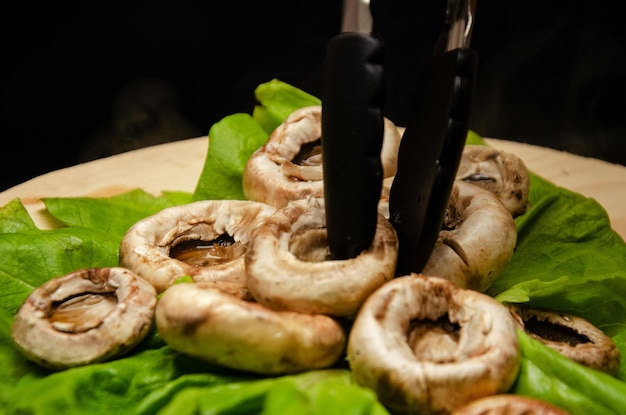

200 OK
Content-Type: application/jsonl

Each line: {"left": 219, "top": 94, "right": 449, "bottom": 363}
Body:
{"left": 168, "top": 233, "right": 246, "bottom": 267}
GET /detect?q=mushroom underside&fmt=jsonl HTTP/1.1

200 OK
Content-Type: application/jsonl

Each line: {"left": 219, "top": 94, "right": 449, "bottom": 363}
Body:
{"left": 119, "top": 199, "right": 276, "bottom": 293}
{"left": 242, "top": 105, "right": 402, "bottom": 208}
{"left": 11, "top": 267, "right": 157, "bottom": 370}
{"left": 347, "top": 274, "right": 520, "bottom": 415}
{"left": 509, "top": 304, "right": 621, "bottom": 375}
{"left": 245, "top": 197, "right": 399, "bottom": 317}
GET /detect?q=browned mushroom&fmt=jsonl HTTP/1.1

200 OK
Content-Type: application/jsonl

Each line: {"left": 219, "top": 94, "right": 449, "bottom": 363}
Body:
{"left": 451, "top": 394, "right": 571, "bottom": 415}
{"left": 421, "top": 180, "right": 518, "bottom": 292}
{"left": 456, "top": 145, "right": 531, "bottom": 217}
{"left": 347, "top": 274, "right": 520, "bottom": 415}
{"left": 244, "top": 196, "right": 398, "bottom": 317}
{"left": 119, "top": 200, "right": 276, "bottom": 293}
{"left": 155, "top": 281, "right": 346, "bottom": 375}
{"left": 508, "top": 304, "right": 621, "bottom": 375}
{"left": 11, "top": 267, "right": 157, "bottom": 371}
{"left": 242, "top": 105, "right": 401, "bottom": 208}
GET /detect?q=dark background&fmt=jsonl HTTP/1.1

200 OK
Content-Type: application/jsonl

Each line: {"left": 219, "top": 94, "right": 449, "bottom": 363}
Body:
{"left": 2, "top": 0, "right": 625, "bottom": 192}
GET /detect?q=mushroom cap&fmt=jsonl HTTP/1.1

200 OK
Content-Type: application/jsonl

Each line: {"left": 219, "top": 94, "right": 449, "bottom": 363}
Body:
{"left": 451, "top": 394, "right": 571, "bottom": 415}
{"left": 11, "top": 267, "right": 157, "bottom": 370}
{"left": 509, "top": 304, "right": 621, "bottom": 375}
{"left": 347, "top": 274, "right": 520, "bottom": 415}
{"left": 242, "top": 105, "right": 402, "bottom": 208}
{"left": 245, "top": 197, "right": 399, "bottom": 317}
{"left": 456, "top": 145, "right": 531, "bottom": 217}
{"left": 119, "top": 200, "right": 276, "bottom": 293}
{"left": 243, "top": 106, "right": 324, "bottom": 207}
{"left": 422, "top": 180, "right": 518, "bottom": 292}
{"left": 155, "top": 281, "right": 346, "bottom": 375}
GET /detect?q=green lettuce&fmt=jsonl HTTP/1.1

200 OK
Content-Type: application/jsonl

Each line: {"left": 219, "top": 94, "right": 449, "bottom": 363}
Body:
{"left": 489, "top": 173, "right": 626, "bottom": 330}
{"left": 515, "top": 330, "right": 626, "bottom": 413}
{"left": 193, "top": 79, "right": 320, "bottom": 201}
{"left": 251, "top": 78, "right": 322, "bottom": 133}
{"left": 192, "top": 113, "right": 269, "bottom": 201}
{"left": 1, "top": 79, "right": 625, "bottom": 414}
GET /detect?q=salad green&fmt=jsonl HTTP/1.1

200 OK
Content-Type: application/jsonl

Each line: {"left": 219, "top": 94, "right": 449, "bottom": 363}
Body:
{"left": 1, "top": 79, "right": 625, "bottom": 414}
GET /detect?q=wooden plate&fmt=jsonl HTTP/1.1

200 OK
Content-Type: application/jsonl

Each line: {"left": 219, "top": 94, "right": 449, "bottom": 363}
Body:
{"left": 1, "top": 136, "right": 624, "bottom": 240}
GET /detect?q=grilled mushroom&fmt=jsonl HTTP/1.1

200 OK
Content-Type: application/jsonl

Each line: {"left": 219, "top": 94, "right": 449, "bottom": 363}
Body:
{"left": 11, "top": 267, "right": 157, "bottom": 371}
{"left": 451, "top": 394, "right": 571, "bottom": 415}
{"left": 508, "top": 304, "right": 621, "bottom": 375}
{"left": 155, "top": 281, "right": 346, "bottom": 375}
{"left": 119, "top": 200, "right": 276, "bottom": 293}
{"left": 456, "top": 145, "right": 531, "bottom": 217}
{"left": 421, "top": 180, "right": 517, "bottom": 292}
{"left": 347, "top": 274, "right": 520, "bottom": 415}
{"left": 242, "top": 105, "right": 401, "bottom": 208}
{"left": 245, "top": 196, "right": 398, "bottom": 317}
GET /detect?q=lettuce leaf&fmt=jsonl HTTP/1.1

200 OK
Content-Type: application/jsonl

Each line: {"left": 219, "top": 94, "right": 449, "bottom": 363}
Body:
{"left": 0, "top": 198, "right": 37, "bottom": 233}
{"left": 0, "top": 191, "right": 194, "bottom": 315}
{"left": 1, "top": 79, "right": 625, "bottom": 414}
{"left": 0, "top": 215, "right": 119, "bottom": 314}
{"left": 137, "top": 370, "right": 388, "bottom": 415}
{"left": 4, "top": 343, "right": 245, "bottom": 415}
{"left": 252, "top": 78, "right": 321, "bottom": 133}
{"left": 43, "top": 189, "right": 192, "bottom": 234}
{"left": 193, "top": 113, "right": 269, "bottom": 201}
{"left": 513, "top": 330, "right": 626, "bottom": 414}
{"left": 2, "top": 321, "right": 386, "bottom": 415}
{"left": 192, "top": 80, "right": 320, "bottom": 201}
{"left": 489, "top": 173, "right": 626, "bottom": 331}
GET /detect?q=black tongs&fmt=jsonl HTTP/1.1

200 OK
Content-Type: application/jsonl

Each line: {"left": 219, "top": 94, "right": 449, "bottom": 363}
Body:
{"left": 388, "top": 0, "right": 478, "bottom": 275}
{"left": 321, "top": 32, "right": 385, "bottom": 260}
